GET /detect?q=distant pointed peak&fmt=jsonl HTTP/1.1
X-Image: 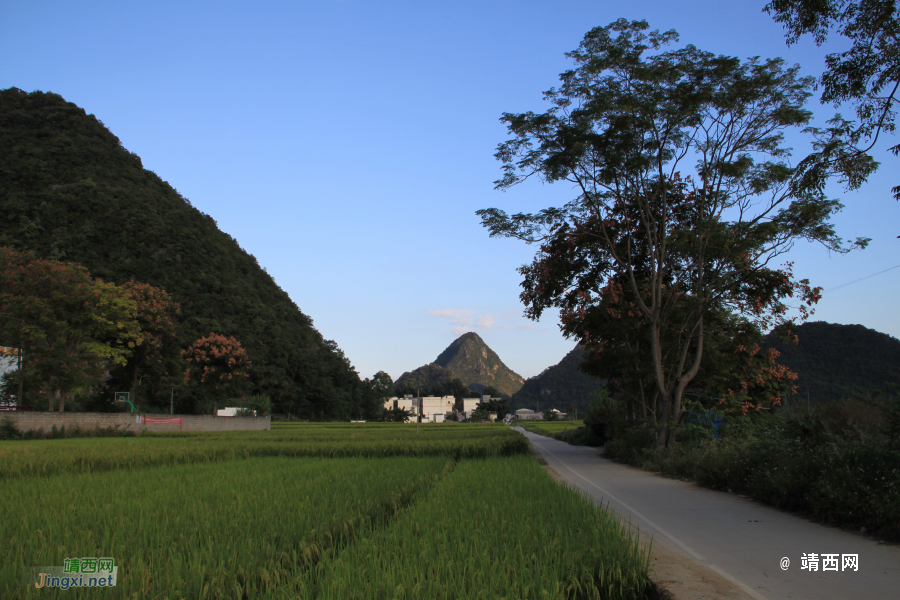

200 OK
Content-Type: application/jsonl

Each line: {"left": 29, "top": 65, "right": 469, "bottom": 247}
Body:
{"left": 454, "top": 331, "right": 484, "bottom": 343}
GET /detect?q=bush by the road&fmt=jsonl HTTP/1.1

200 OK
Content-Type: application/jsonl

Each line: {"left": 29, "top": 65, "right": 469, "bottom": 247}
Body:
{"left": 601, "top": 397, "right": 900, "bottom": 541}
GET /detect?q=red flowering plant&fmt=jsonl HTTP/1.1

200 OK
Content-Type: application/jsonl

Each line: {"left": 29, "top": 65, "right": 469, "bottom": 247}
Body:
{"left": 122, "top": 281, "right": 180, "bottom": 407}
{"left": 182, "top": 333, "right": 251, "bottom": 414}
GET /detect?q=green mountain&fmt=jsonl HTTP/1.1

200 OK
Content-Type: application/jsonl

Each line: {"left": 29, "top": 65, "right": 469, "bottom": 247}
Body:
{"left": 392, "top": 364, "right": 458, "bottom": 393}
{"left": 511, "top": 344, "right": 605, "bottom": 412}
{"left": 765, "top": 321, "right": 900, "bottom": 403}
{"left": 0, "top": 88, "right": 362, "bottom": 417}
{"left": 396, "top": 332, "right": 524, "bottom": 397}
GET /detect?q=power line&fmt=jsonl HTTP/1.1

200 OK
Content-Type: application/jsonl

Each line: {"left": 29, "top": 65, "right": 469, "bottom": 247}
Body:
{"left": 821, "top": 263, "right": 900, "bottom": 294}
{"left": 778, "top": 263, "right": 900, "bottom": 310}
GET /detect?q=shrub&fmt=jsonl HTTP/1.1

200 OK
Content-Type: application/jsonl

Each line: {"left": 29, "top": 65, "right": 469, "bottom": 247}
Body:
{"left": 603, "top": 426, "right": 657, "bottom": 467}
{"left": 552, "top": 426, "right": 604, "bottom": 446}
{"left": 583, "top": 388, "right": 623, "bottom": 446}
{"left": 651, "top": 409, "right": 900, "bottom": 541}
{"left": 0, "top": 416, "right": 21, "bottom": 440}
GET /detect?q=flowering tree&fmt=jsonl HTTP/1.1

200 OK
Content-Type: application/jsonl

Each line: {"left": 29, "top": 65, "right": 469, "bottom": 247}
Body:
{"left": 0, "top": 248, "right": 141, "bottom": 410}
{"left": 182, "top": 333, "right": 251, "bottom": 414}
{"left": 478, "top": 20, "right": 860, "bottom": 448}
{"left": 122, "top": 281, "right": 180, "bottom": 408}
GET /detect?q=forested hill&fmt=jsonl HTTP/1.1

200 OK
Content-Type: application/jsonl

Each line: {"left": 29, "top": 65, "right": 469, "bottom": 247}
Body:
{"left": 0, "top": 88, "right": 361, "bottom": 416}
{"left": 511, "top": 345, "right": 604, "bottom": 412}
{"left": 765, "top": 321, "right": 900, "bottom": 403}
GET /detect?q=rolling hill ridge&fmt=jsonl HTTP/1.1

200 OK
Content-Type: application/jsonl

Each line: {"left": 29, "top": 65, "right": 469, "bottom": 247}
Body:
{"left": 765, "top": 321, "right": 900, "bottom": 403}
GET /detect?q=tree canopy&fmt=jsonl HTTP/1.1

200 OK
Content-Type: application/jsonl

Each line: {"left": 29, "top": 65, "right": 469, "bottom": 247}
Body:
{"left": 479, "top": 20, "right": 862, "bottom": 448}
{"left": 0, "top": 247, "right": 141, "bottom": 410}
{"left": 765, "top": 0, "right": 900, "bottom": 202}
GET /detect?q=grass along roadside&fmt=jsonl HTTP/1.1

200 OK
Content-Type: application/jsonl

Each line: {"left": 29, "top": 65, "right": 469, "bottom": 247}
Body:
{"left": 514, "top": 420, "right": 604, "bottom": 446}
{"left": 309, "top": 455, "right": 653, "bottom": 600}
{"left": 514, "top": 420, "right": 584, "bottom": 436}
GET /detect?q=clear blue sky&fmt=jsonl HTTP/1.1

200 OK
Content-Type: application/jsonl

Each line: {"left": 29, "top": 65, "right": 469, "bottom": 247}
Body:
{"left": 2, "top": 0, "right": 898, "bottom": 381}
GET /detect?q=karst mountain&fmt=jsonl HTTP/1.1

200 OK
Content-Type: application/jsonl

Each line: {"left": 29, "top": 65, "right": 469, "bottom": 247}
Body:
{"left": 396, "top": 332, "right": 525, "bottom": 397}
{"left": 0, "top": 88, "right": 361, "bottom": 416}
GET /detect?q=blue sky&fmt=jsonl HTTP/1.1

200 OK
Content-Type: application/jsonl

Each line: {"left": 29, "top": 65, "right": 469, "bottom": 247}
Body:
{"left": 2, "top": 0, "right": 898, "bottom": 381}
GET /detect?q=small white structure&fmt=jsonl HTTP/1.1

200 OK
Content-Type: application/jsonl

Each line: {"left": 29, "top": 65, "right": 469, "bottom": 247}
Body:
{"left": 462, "top": 398, "right": 480, "bottom": 415}
{"left": 0, "top": 347, "right": 18, "bottom": 378}
{"left": 216, "top": 407, "right": 256, "bottom": 417}
{"left": 515, "top": 408, "right": 541, "bottom": 420}
{"left": 461, "top": 395, "right": 499, "bottom": 420}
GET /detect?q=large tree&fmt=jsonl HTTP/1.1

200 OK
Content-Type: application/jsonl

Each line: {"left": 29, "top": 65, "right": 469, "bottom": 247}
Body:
{"left": 478, "top": 20, "right": 863, "bottom": 448}
{"left": 182, "top": 333, "right": 252, "bottom": 414}
{"left": 0, "top": 248, "right": 141, "bottom": 410}
{"left": 765, "top": 0, "right": 899, "bottom": 201}
{"left": 121, "top": 281, "right": 180, "bottom": 410}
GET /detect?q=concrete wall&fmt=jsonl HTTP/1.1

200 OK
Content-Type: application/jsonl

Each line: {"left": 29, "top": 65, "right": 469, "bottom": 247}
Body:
{"left": 2, "top": 411, "right": 271, "bottom": 435}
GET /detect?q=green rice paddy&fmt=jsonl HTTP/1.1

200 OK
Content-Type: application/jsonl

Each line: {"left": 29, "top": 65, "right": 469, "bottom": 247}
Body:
{"left": 1, "top": 423, "right": 651, "bottom": 599}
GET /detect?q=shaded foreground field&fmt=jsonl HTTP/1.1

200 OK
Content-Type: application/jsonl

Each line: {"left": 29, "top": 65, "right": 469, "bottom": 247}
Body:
{"left": 1, "top": 423, "right": 652, "bottom": 599}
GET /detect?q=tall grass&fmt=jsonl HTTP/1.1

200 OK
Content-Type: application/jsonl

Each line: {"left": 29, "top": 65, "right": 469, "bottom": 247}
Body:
{"left": 1, "top": 456, "right": 452, "bottom": 599}
{"left": 308, "top": 456, "right": 652, "bottom": 600}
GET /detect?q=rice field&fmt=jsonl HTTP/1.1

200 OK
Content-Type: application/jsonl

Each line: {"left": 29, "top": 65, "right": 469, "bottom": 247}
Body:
{"left": 514, "top": 420, "right": 585, "bottom": 436}
{"left": 1, "top": 423, "right": 652, "bottom": 599}
{"left": 0, "top": 423, "right": 527, "bottom": 481}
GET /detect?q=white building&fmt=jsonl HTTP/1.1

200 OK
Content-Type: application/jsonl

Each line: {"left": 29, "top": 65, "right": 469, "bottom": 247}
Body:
{"left": 515, "top": 408, "right": 541, "bottom": 420}
{"left": 463, "top": 398, "right": 480, "bottom": 416}
{"left": 0, "top": 347, "right": 18, "bottom": 378}
{"left": 461, "top": 395, "right": 501, "bottom": 420}
{"left": 384, "top": 395, "right": 455, "bottom": 423}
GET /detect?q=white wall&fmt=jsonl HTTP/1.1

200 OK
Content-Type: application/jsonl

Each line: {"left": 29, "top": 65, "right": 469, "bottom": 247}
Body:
{"left": 0, "top": 347, "right": 18, "bottom": 378}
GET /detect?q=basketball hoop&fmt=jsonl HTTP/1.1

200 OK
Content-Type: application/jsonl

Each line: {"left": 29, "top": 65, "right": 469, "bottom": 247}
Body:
{"left": 114, "top": 392, "right": 136, "bottom": 414}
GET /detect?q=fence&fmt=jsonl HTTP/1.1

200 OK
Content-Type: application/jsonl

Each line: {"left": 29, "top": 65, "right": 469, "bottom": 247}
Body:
{"left": 1, "top": 412, "right": 270, "bottom": 435}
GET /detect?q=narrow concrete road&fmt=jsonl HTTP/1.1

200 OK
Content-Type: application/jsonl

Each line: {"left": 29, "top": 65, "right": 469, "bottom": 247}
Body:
{"left": 516, "top": 428, "right": 900, "bottom": 600}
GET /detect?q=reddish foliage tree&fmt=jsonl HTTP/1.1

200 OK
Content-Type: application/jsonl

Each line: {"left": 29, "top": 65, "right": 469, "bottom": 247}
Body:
{"left": 182, "top": 333, "right": 251, "bottom": 414}
{"left": 122, "top": 281, "right": 180, "bottom": 408}
{"left": 0, "top": 247, "right": 141, "bottom": 411}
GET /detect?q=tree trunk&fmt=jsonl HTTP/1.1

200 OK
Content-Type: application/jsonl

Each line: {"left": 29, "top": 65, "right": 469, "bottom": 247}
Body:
{"left": 656, "top": 391, "right": 672, "bottom": 449}
{"left": 58, "top": 386, "right": 67, "bottom": 412}
{"left": 131, "top": 358, "right": 140, "bottom": 412}
{"left": 16, "top": 345, "right": 24, "bottom": 408}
